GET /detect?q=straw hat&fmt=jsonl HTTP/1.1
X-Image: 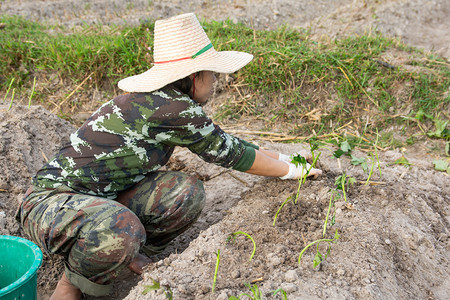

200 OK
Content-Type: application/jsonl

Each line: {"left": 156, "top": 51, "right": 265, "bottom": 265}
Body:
{"left": 118, "top": 13, "right": 253, "bottom": 93}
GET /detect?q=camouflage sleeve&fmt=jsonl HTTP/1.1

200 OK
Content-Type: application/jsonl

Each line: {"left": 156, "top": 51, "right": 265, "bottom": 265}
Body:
{"left": 153, "top": 92, "right": 255, "bottom": 171}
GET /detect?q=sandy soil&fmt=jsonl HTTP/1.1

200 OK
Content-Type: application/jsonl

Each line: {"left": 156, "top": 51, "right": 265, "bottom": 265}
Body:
{"left": 0, "top": 1, "right": 449, "bottom": 299}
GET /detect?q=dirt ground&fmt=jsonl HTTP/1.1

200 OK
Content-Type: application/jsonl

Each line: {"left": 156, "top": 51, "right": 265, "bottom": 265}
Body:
{"left": 0, "top": 0, "right": 449, "bottom": 299}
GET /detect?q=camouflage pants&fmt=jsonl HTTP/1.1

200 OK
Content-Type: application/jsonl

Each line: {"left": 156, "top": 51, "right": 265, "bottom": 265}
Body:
{"left": 17, "top": 171, "right": 205, "bottom": 296}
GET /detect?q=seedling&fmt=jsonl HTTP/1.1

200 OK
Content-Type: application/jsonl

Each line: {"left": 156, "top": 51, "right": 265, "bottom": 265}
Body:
{"left": 228, "top": 284, "right": 287, "bottom": 300}
{"left": 298, "top": 229, "right": 340, "bottom": 268}
{"left": 227, "top": 231, "right": 256, "bottom": 261}
{"left": 335, "top": 173, "right": 355, "bottom": 203}
{"left": 142, "top": 278, "right": 173, "bottom": 299}
{"left": 273, "top": 287, "right": 288, "bottom": 300}
{"left": 272, "top": 195, "right": 293, "bottom": 226}
{"left": 292, "top": 151, "right": 321, "bottom": 205}
{"left": 323, "top": 190, "right": 338, "bottom": 236}
{"left": 228, "top": 283, "right": 262, "bottom": 300}
{"left": 212, "top": 249, "right": 220, "bottom": 294}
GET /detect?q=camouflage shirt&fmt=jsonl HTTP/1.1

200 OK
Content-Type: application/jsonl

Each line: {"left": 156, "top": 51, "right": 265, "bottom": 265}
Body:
{"left": 34, "top": 86, "right": 257, "bottom": 199}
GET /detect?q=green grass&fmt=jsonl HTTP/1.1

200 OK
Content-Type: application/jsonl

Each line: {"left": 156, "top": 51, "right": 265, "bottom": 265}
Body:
{"left": 1, "top": 15, "right": 448, "bottom": 140}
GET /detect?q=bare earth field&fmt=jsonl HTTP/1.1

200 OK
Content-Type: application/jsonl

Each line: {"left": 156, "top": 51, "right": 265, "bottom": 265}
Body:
{"left": 0, "top": 1, "right": 449, "bottom": 299}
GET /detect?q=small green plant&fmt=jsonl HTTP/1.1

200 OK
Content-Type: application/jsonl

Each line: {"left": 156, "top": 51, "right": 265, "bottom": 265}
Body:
{"left": 298, "top": 229, "right": 340, "bottom": 268}
{"left": 273, "top": 142, "right": 321, "bottom": 226}
{"left": 388, "top": 156, "right": 412, "bottom": 166}
{"left": 228, "top": 284, "right": 287, "bottom": 300}
{"left": 272, "top": 287, "right": 288, "bottom": 300}
{"left": 272, "top": 195, "right": 293, "bottom": 226}
{"left": 334, "top": 173, "right": 355, "bottom": 203}
{"left": 227, "top": 231, "right": 256, "bottom": 261}
{"left": 212, "top": 249, "right": 220, "bottom": 294}
{"left": 228, "top": 283, "right": 262, "bottom": 300}
{"left": 299, "top": 175, "right": 348, "bottom": 268}
{"left": 142, "top": 278, "right": 173, "bottom": 299}
{"left": 433, "top": 159, "right": 450, "bottom": 174}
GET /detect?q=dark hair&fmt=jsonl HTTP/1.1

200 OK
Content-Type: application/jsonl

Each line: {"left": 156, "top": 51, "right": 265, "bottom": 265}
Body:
{"left": 169, "top": 72, "right": 201, "bottom": 95}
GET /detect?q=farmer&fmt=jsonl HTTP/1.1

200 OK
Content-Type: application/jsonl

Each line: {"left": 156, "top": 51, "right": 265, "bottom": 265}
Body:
{"left": 16, "top": 13, "right": 322, "bottom": 300}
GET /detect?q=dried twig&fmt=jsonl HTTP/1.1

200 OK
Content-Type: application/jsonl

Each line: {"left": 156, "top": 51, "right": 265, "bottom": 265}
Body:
{"left": 358, "top": 180, "right": 386, "bottom": 185}
{"left": 228, "top": 172, "right": 249, "bottom": 186}
{"left": 51, "top": 72, "right": 93, "bottom": 113}
{"left": 250, "top": 277, "right": 264, "bottom": 284}
{"left": 41, "top": 151, "right": 49, "bottom": 162}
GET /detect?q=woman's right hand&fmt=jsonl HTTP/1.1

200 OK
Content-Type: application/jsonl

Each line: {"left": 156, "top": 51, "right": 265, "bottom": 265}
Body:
{"left": 279, "top": 162, "right": 322, "bottom": 180}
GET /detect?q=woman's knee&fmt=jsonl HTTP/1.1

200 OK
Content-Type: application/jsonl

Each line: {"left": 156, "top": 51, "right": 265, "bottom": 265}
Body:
{"left": 165, "top": 172, "right": 206, "bottom": 219}
{"left": 71, "top": 208, "right": 146, "bottom": 269}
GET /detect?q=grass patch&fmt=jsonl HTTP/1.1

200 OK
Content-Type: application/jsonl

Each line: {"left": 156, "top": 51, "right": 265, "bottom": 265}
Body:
{"left": 1, "top": 15, "right": 448, "bottom": 143}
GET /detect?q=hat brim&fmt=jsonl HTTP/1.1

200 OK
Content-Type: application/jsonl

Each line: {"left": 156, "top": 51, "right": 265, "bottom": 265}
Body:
{"left": 118, "top": 49, "right": 253, "bottom": 93}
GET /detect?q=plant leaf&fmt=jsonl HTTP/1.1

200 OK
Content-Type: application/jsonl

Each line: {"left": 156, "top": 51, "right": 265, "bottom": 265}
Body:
{"left": 340, "top": 141, "right": 352, "bottom": 153}
{"left": 433, "top": 159, "right": 449, "bottom": 172}
{"left": 291, "top": 154, "right": 306, "bottom": 167}
{"left": 313, "top": 251, "right": 323, "bottom": 268}
{"left": 142, "top": 279, "right": 160, "bottom": 295}
{"left": 391, "top": 156, "right": 412, "bottom": 166}
{"left": 333, "top": 149, "right": 345, "bottom": 158}
{"left": 334, "top": 229, "right": 340, "bottom": 240}
{"left": 351, "top": 155, "right": 369, "bottom": 173}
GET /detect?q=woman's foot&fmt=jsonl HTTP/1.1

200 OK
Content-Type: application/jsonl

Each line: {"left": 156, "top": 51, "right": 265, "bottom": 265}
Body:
{"left": 50, "top": 273, "right": 82, "bottom": 300}
{"left": 127, "top": 253, "right": 152, "bottom": 275}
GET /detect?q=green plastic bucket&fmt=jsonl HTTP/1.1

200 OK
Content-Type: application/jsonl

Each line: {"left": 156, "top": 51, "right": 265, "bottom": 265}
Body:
{"left": 0, "top": 235, "right": 43, "bottom": 300}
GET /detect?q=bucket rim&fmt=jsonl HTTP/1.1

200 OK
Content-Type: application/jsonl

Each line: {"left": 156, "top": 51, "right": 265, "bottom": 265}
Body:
{"left": 0, "top": 235, "right": 43, "bottom": 296}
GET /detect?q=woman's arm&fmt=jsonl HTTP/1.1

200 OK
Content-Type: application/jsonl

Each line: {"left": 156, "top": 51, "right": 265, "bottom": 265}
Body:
{"left": 244, "top": 149, "right": 289, "bottom": 177}
{"left": 245, "top": 149, "right": 322, "bottom": 179}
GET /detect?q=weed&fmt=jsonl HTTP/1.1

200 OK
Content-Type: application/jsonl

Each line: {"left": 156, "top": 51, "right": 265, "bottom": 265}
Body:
{"left": 227, "top": 232, "right": 256, "bottom": 261}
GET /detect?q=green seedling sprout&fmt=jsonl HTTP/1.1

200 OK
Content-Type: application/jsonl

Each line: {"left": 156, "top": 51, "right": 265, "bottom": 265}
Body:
{"left": 212, "top": 249, "right": 220, "bottom": 294}
{"left": 291, "top": 151, "right": 321, "bottom": 205}
{"left": 298, "top": 229, "right": 340, "bottom": 267}
{"left": 228, "top": 283, "right": 263, "bottom": 300}
{"left": 273, "top": 287, "right": 288, "bottom": 300}
{"left": 228, "top": 284, "right": 287, "bottom": 300}
{"left": 142, "top": 278, "right": 173, "bottom": 299}
{"left": 323, "top": 190, "right": 338, "bottom": 237}
{"left": 335, "top": 173, "right": 355, "bottom": 203}
{"left": 274, "top": 140, "right": 321, "bottom": 226}
{"left": 28, "top": 77, "right": 37, "bottom": 108}
{"left": 273, "top": 195, "right": 293, "bottom": 226}
{"left": 365, "top": 153, "right": 377, "bottom": 185}
{"left": 142, "top": 278, "right": 160, "bottom": 294}
{"left": 298, "top": 189, "right": 340, "bottom": 268}
{"left": 227, "top": 232, "right": 256, "bottom": 261}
